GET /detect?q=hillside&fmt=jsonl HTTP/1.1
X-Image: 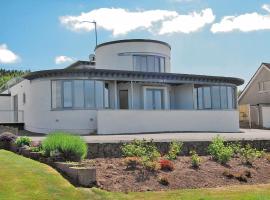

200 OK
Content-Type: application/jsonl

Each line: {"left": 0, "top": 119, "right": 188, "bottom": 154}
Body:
{"left": 0, "top": 69, "right": 29, "bottom": 88}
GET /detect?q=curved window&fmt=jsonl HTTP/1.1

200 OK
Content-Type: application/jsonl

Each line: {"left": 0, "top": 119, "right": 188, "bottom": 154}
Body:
{"left": 193, "top": 85, "right": 236, "bottom": 110}
{"left": 133, "top": 55, "right": 165, "bottom": 72}
{"left": 51, "top": 80, "right": 105, "bottom": 110}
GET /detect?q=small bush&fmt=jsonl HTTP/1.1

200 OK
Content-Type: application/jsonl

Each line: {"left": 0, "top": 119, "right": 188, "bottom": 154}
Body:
{"left": 159, "top": 159, "right": 174, "bottom": 171}
{"left": 29, "top": 146, "right": 42, "bottom": 152}
{"left": 208, "top": 135, "right": 233, "bottom": 164}
{"left": 15, "top": 136, "right": 31, "bottom": 147}
{"left": 0, "top": 132, "right": 17, "bottom": 149}
{"left": 190, "top": 150, "right": 201, "bottom": 168}
{"left": 124, "top": 157, "right": 141, "bottom": 169}
{"left": 42, "top": 132, "right": 88, "bottom": 161}
{"left": 144, "top": 161, "right": 160, "bottom": 171}
{"left": 239, "top": 144, "right": 264, "bottom": 165}
{"left": 229, "top": 142, "right": 242, "bottom": 156}
{"left": 121, "top": 139, "right": 160, "bottom": 160}
{"left": 158, "top": 176, "right": 169, "bottom": 186}
{"left": 166, "top": 140, "right": 183, "bottom": 160}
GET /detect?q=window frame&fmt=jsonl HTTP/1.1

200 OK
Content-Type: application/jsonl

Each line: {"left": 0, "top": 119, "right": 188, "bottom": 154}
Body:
{"left": 133, "top": 55, "right": 166, "bottom": 73}
{"left": 51, "top": 79, "right": 105, "bottom": 111}
{"left": 193, "top": 85, "right": 236, "bottom": 110}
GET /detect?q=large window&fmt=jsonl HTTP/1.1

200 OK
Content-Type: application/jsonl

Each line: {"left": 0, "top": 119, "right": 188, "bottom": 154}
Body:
{"left": 145, "top": 89, "right": 164, "bottom": 110}
{"left": 51, "top": 80, "right": 106, "bottom": 110}
{"left": 193, "top": 85, "right": 236, "bottom": 110}
{"left": 133, "top": 55, "right": 165, "bottom": 72}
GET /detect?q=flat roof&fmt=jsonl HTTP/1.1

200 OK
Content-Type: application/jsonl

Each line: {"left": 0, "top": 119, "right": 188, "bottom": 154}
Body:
{"left": 23, "top": 67, "right": 244, "bottom": 86}
{"left": 95, "top": 39, "right": 171, "bottom": 50}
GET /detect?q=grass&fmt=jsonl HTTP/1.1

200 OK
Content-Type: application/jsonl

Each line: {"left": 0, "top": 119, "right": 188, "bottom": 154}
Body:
{"left": 1, "top": 150, "right": 270, "bottom": 200}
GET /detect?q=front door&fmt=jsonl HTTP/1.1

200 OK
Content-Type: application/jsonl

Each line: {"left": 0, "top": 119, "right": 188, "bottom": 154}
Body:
{"left": 119, "top": 90, "right": 129, "bottom": 109}
{"left": 13, "top": 95, "right": 18, "bottom": 122}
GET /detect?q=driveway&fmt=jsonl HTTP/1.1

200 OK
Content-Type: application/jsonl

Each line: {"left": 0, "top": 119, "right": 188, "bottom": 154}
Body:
{"left": 30, "top": 129, "right": 270, "bottom": 143}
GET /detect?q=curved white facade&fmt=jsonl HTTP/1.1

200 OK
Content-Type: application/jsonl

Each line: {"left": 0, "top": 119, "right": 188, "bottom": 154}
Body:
{"left": 95, "top": 40, "right": 171, "bottom": 72}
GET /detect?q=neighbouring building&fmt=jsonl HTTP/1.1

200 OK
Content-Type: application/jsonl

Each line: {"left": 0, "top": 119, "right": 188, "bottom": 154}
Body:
{"left": 0, "top": 39, "right": 244, "bottom": 134}
{"left": 238, "top": 63, "right": 270, "bottom": 128}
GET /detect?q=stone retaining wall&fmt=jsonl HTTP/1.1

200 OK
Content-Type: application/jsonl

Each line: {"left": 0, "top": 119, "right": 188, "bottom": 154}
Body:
{"left": 87, "top": 140, "right": 270, "bottom": 159}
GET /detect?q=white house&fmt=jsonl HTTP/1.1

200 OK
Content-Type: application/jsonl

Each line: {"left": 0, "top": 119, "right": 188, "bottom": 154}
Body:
{"left": 0, "top": 39, "right": 244, "bottom": 134}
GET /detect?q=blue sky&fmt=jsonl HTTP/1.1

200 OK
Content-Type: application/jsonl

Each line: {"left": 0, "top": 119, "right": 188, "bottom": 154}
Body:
{"left": 1, "top": 0, "right": 270, "bottom": 89}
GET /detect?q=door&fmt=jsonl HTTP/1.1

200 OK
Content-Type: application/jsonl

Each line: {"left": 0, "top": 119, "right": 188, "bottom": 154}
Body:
{"left": 119, "top": 90, "right": 129, "bottom": 109}
{"left": 145, "top": 89, "right": 164, "bottom": 110}
{"left": 13, "top": 95, "right": 18, "bottom": 122}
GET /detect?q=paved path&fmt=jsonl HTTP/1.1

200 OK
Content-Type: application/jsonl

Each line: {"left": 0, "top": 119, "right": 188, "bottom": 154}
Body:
{"left": 30, "top": 129, "right": 270, "bottom": 143}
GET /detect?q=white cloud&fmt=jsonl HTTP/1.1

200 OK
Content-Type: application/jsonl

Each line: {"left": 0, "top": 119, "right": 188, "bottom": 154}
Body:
{"left": 211, "top": 5, "right": 270, "bottom": 33}
{"left": 60, "top": 7, "right": 214, "bottom": 36}
{"left": 159, "top": 8, "right": 215, "bottom": 34}
{"left": 0, "top": 44, "right": 20, "bottom": 64}
{"left": 55, "top": 56, "right": 74, "bottom": 64}
{"left": 60, "top": 8, "right": 177, "bottom": 36}
{"left": 262, "top": 4, "right": 270, "bottom": 13}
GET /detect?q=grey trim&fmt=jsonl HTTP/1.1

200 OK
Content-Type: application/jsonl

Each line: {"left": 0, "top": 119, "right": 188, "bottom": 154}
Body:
{"left": 95, "top": 39, "right": 171, "bottom": 50}
{"left": 23, "top": 68, "right": 244, "bottom": 86}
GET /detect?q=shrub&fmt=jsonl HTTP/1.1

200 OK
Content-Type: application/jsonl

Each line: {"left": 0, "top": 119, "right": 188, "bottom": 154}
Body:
{"left": 144, "top": 160, "right": 160, "bottom": 171}
{"left": 124, "top": 157, "right": 141, "bottom": 169}
{"left": 158, "top": 176, "right": 169, "bottom": 186}
{"left": 239, "top": 144, "right": 264, "bottom": 165}
{"left": 159, "top": 159, "right": 174, "bottom": 171}
{"left": 166, "top": 140, "right": 183, "bottom": 160}
{"left": 0, "top": 132, "right": 17, "bottom": 149}
{"left": 121, "top": 139, "right": 160, "bottom": 161}
{"left": 15, "top": 136, "right": 31, "bottom": 147}
{"left": 190, "top": 150, "right": 201, "bottom": 168}
{"left": 208, "top": 135, "right": 233, "bottom": 164}
{"left": 229, "top": 142, "right": 242, "bottom": 156}
{"left": 29, "top": 146, "right": 42, "bottom": 152}
{"left": 42, "top": 132, "right": 88, "bottom": 161}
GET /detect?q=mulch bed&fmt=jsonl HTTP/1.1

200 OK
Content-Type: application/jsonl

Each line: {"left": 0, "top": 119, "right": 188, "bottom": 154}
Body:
{"left": 81, "top": 156, "right": 270, "bottom": 192}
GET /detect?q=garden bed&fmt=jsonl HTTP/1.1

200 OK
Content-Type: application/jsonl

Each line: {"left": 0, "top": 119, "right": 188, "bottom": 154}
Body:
{"left": 81, "top": 156, "right": 270, "bottom": 192}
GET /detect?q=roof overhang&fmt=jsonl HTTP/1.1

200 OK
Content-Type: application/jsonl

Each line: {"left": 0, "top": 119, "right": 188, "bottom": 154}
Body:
{"left": 23, "top": 68, "right": 244, "bottom": 86}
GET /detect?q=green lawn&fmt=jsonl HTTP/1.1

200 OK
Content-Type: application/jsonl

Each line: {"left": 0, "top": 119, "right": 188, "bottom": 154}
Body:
{"left": 1, "top": 150, "right": 270, "bottom": 200}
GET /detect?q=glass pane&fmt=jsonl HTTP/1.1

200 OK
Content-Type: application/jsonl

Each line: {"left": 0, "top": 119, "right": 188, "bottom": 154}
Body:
{"left": 220, "top": 86, "right": 228, "bottom": 109}
{"left": 73, "top": 80, "right": 84, "bottom": 108}
{"left": 95, "top": 81, "right": 104, "bottom": 109}
{"left": 212, "top": 86, "right": 220, "bottom": 109}
{"left": 51, "top": 80, "right": 62, "bottom": 109}
{"left": 63, "top": 81, "right": 72, "bottom": 108}
{"left": 154, "top": 57, "right": 160, "bottom": 72}
{"left": 154, "top": 90, "right": 163, "bottom": 109}
{"left": 141, "top": 56, "right": 147, "bottom": 72}
{"left": 227, "top": 87, "right": 233, "bottom": 109}
{"left": 198, "top": 87, "right": 203, "bottom": 109}
{"left": 146, "top": 89, "right": 153, "bottom": 110}
{"left": 232, "top": 88, "right": 236, "bottom": 109}
{"left": 203, "top": 87, "right": 211, "bottom": 109}
{"left": 159, "top": 57, "right": 165, "bottom": 72}
{"left": 104, "top": 83, "right": 109, "bottom": 108}
{"left": 133, "top": 56, "right": 140, "bottom": 71}
{"left": 147, "top": 56, "right": 155, "bottom": 72}
{"left": 85, "top": 80, "right": 95, "bottom": 108}
{"left": 193, "top": 88, "right": 198, "bottom": 109}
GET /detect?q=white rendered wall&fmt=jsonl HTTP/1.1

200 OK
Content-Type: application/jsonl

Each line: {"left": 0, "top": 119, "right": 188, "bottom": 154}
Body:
{"left": 97, "top": 110, "right": 240, "bottom": 134}
{"left": 173, "top": 84, "right": 194, "bottom": 110}
{"left": 95, "top": 41, "right": 171, "bottom": 72}
{"left": 262, "top": 106, "right": 270, "bottom": 128}
{"left": 0, "top": 96, "right": 12, "bottom": 122}
{"left": 8, "top": 78, "right": 98, "bottom": 134}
